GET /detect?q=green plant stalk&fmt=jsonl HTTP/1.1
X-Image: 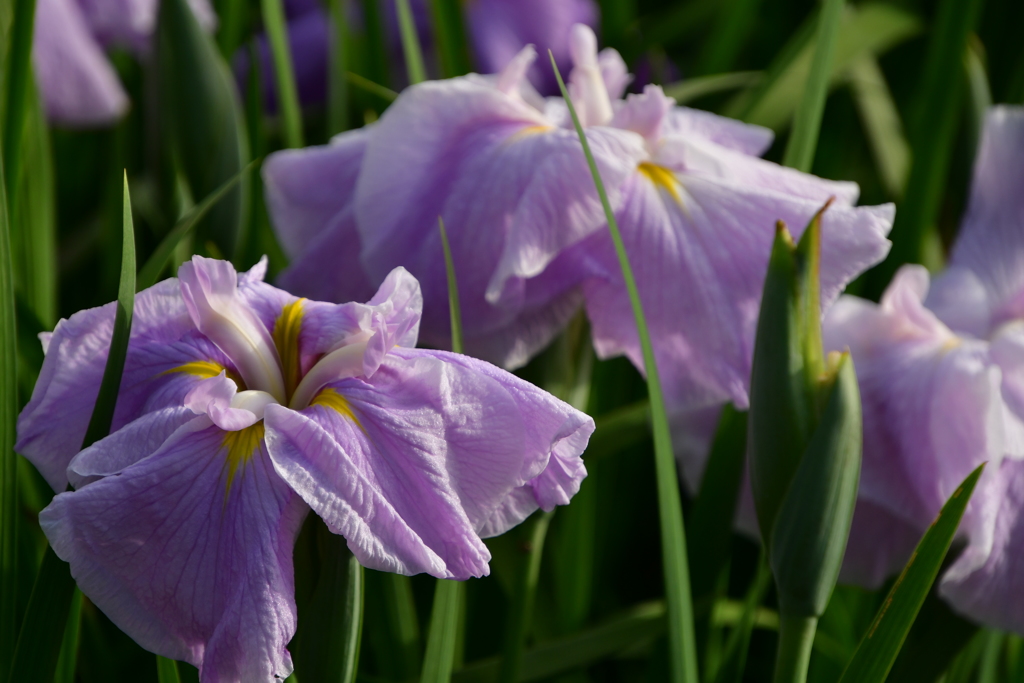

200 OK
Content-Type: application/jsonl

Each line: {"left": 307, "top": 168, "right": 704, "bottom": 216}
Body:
{"left": 438, "top": 218, "right": 463, "bottom": 354}
{"left": 552, "top": 53, "right": 698, "bottom": 683}
{"left": 396, "top": 0, "right": 428, "bottom": 84}
{"left": 261, "top": 0, "right": 305, "bottom": 148}
{"left": 0, "top": 115, "right": 18, "bottom": 682}
{"left": 1, "top": 0, "right": 37, "bottom": 214}
{"left": 498, "top": 510, "right": 554, "bottom": 683}
{"left": 428, "top": 0, "right": 470, "bottom": 77}
{"left": 782, "top": 0, "right": 844, "bottom": 171}
{"left": 156, "top": 656, "right": 182, "bottom": 683}
{"left": 216, "top": 0, "right": 248, "bottom": 58}
{"left": 421, "top": 580, "right": 464, "bottom": 683}
{"left": 328, "top": 0, "right": 351, "bottom": 135}
{"left": 774, "top": 615, "right": 818, "bottom": 683}
{"left": 53, "top": 590, "right": 82, "bottom": 683}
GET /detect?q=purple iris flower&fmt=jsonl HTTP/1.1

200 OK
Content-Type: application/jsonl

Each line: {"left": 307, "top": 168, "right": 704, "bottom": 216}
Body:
{"left": 822, "top": 107, "right": 1024, "bottom": 631}
{"left": 17, "top": 256, "right": 592, "bottom": 681}
{"left": 32, "top": 0, "right": 216, "bottom": 126}
{"left": 265, "top": 24, "right": 893, "bottom": 409}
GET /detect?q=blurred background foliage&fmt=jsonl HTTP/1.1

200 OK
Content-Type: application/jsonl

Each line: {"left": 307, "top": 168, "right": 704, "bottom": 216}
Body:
{"left": 3, "top": 0, "right": 1024, "bottom": 680}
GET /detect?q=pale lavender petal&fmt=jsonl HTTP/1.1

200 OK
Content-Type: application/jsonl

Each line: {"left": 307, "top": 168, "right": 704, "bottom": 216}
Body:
{"left": 77, "top": 0, "right": 216, "bottom": 52}
{"left": 839, "top": 500, "right": 921, "bottom": 589}
{"left": 583, "top": 172, "right": 893, "bottom": 410}
{"left": 465, "top": 0, "right": 598, "bottom": 95}
{"left": 925, "top": 266, "right": 993, "bottom": 339}
{"left": 40, "top": 419, "right": 306, "bottom": 681}
{"left": 662, "top": 106, "right": 774, "bottom": 157}
{"left": 610, "top": 85, "right": 674, "bottom": 143}
{"left": 33, "top": 0, "right": 129, "bottom": 127}
{"left": 265, "top": 348, "right": 591, "bottom": 578}
{"left": 947, "top": 106, "right": 1024, "bottom": 326}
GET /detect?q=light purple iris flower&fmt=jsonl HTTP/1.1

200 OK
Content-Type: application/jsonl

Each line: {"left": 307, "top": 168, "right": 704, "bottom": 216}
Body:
{"left": 265, "top": 24, "right": 893, "bottom": 410}
{"left": 32, "top": 0, "right": 215, "bottom": 126}
{"left": 17, "top": 256, "right": 591, "bottom": 682}
{"left": 822, "top": 107, "right": 1024, "bottom": 631}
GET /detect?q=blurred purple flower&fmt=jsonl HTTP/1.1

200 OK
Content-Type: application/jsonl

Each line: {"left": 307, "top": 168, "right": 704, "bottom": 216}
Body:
{"left": 17, "top": 256, "right": 591, "bottom": 681}
{"left": 32, "top": 0, "right": 216, "bottom": 127}
{"left": 265, "top": 25, "right": 893, "bottom": 408}
{"left": 822, "top": 108, "right": 1024, "bottom": 625}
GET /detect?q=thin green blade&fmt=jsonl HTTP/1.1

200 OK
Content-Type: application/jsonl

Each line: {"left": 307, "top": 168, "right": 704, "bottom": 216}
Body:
{"left": 847, "top": 56, "right": 910, "bottom": 199}
{"left": 156, "top": 656, "right": 182, "bottom": 683}
{"left": 327, "top": 0, "right": 351, "bottom": 135}
{"left": 396, "top": 0, "right": 428, "bottom": 85}
{"left": 7, "top": 172, "right": 137, "bottom": 683}
{"left": 551, "top": 52, "right": 698, "bottom": 683}
{"left": 261, "top": 0, "right": 305, "bottom": 148}
{"left": 837, "top": 464, "right": 986, "bottom": 683}
{"left": 498, "top": 511, "right": 553, "bottom": 683}
{"left": 421, "top": 580, "right": 464, "bottom": 683}
{"left": 1, "top": 0, "right": 37, "bottom": 211}
{"left": 137, "top": 160, "right": 259, "bottom": 291}
{"left": 428, "top": 0, "right": 471, "bottom": 77}
{"left": 438, "top": 217, "right": 463, "bottom": 354}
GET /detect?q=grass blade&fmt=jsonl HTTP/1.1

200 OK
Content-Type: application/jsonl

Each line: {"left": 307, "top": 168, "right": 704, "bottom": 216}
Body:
{"left": 709, "top": 558, "right": 772, "bottom": 683}
{"left": 156, "top": 656, "right": 182, "bottom": 683}
{"left": 782, "top": 0, "right": 846, "bottom": 171}
{"left": 696, "top": 0, "right": 763, "bottom": 75}
{"left": 438, "top": 217, "right": 463, "bottom": 354}
{"left": 421, "top": 580, "right": 465, "bottom": 683}
{"left": 552, "top": 53, "right": 698, "bottom": 683}
{"left": 138, "top": 160, "right": 259, "bottom": 291}
{"left": 847, "top": 56, "right": 910, "bottom": 199}
{"left": 867, "top": 0, "right": 985, "bottom": 292}
{"left": 837, "top": 464, "right": 985, "bottom": 683}
{"left": 498, "top": 511, "right": 554, "bottom": 683}
{"left": 7, "top": 172, "right": 137, "bottom": 683}
{"left": 52, "top": 589, "right": 82, "bottom": 683}
{"left": 328, "top": 0, "right": 351, "bottom": 135}
{"left": 396, "top": 0, "right": 428, "bottom": 85}
{"left": 662, "top": 71, "right": 763, "bottom": 105}
{"left": 261, "top": 0, "right": 305, "bottom": 148}
{"left": 428, "top": 0, "right": 471, "bottom": 78}
{"left": 1, "top": 0, "right": 37, "bottom": 212}
{"left": 0, "top": 101, "right": 18, "bottom": 681}
{"left": 346, "top": 72, "right": 398, "bottom": 102}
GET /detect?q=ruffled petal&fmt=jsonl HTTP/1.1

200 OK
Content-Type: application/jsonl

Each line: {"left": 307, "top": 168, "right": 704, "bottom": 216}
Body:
{"left": 947, "top": 106, "right": 1024, "bottom": 325}
{"left": 40, "top": 419, "right": 306, "bottom": 682}
{"left": 264, "top": 347, "right": 591, "bottom": 578}
{"left": 662, "top": 106, "right": 774, "bottom": 157}
{"left": 582, "top": 171, "right": 893, "bottom": 410}
{"left": 33, "top": 0, "right": 129, "bottom": 127}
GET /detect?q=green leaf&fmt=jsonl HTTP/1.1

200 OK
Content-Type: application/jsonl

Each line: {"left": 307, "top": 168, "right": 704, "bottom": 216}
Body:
{"left": 661, "top": 71, "right": 763, "bottom": 105}
{"left": 396, "top": 0, "right": 428, "bottom": 85}
{"left": 453, "top": 601, "right": 668, "bottom": 683}
{"left": 867, "top": 0, "right": 984, "bottom": 292}
{"left": 294, "top": 525, "right": 364, "bottom": 683}
{"left": 725, "top": 3, "right": 921, "bottom": 133}
{"left": 584, "top": 400, "right": 650, "bottom": 463}
{"left": 847, "top": 56, "right": 910, "bottom": 199}
{"left": 261, "top": 0, "right": 305, "bottom": 148}
{"left": 327, "top": 0, "right": 351, "bottom": 135}
{"left": 53, "top": 590, "right": 82, "bottom": 683}
{"left": 428, "top": 0, "right": 471, "bottom": 78}
{"left": 552, "top": 53, "right": 699, "bottom": 683}
{"left": 782, "top": 0, "right": 846, "bottom": 171}
{"left": 346, "top": 71, "right": 399, "bottom": 103}
{"left": 421, "top": 580, "right": 464, "bottom": 683}
{"left": 7, "top": 173, "right": 137, "bottom": 683}
{"left": 0, "top": 97, "right": 18, "bottom": 681}
{"left": 696, "top": 0, "right": 763, "bottom": 75}
{"left": 837, "top": 464, "right": 985, "bottom": 683}
{"left": 137, "top": 159, "right": 259, "bottom": 291}
{"left": 964, "top": 36, "right": 992, "bottom": 163}
{"left": 709, "top": 558, "right": 772, "bottom": 683}
{"left": 1, "top": 0, "right": 37, "bottom": 213}
{"left": 438, "top": 217, "right": 464, "bottom": 354}
{"left": 156, "top": 656, "right": 182, "bottom": 683}
{"left": 498, "top": 511, "right": 553, "bottom": 683}
{"left": 215, "top": 0, "right": 247, "bottom": 58}
{"left": 158, "top": 0, "right": 250, "bottom": 260}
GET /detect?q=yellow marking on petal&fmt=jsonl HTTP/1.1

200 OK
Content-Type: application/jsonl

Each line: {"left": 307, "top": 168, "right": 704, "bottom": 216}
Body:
{"left": 638, "top": 162, "right": 684, "bottom": 206}
{"left": 163, "top": 360, "right": 245, "bottom": 389}
{"left": 506, "top": 124, "right": 553, "bottom": 144}
{"left": 273, "top": 299, "right": 305, "bottom": 402}
{"left": 311, "top": 388, "right": 363, "bottom": 430}
{"left": 221, "top": 422, "right": 265, "bottom": 494}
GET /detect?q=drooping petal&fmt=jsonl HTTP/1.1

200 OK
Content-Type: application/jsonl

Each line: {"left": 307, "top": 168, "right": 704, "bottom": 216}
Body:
{"left": 41, "top": 419, "right": 307, "bottom": 682}
{"left": 32, "top": 0, "right": 129, "bottom": 127}
{"left": 662, "top": 106, "right": 774, "bottom": 157}
{"left": 355, "top": 70, "right": 643, "bottom": 366}
{"left": 179, "top": 256, "right": 287, "bottom": 402}
{"left": 947, "top": 106, "right": 1024, "bottom": 326}
{"left": 265, "top": 347, "right": 591, "bottom": 578}
{"left": 582, "top": 170, "right": 893, "bottom": 410}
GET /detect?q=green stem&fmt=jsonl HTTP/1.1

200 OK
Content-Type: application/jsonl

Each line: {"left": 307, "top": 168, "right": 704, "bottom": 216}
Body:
{"left": 2, "top": 0, "right": 37, "bottom": 215}
{"left": 261, "top": 0, "right": 305, "bottom": 148}
{"left": 420, "top": 580, "right": 464, "bottom": 683}
{"left": 395, "top": 0, "right": 428, "bottom": 84}
{"left": 0, "top": 132, "right": 16, "bottom": 683}
{"left": 773, "top": 614, "right": 818, "bottom": 683}
{"left": 53, "top": 590, "right": 83, "bottom": 683}
{"left": 498, "top": 510, "right": 554, "bottom": 683}
{"left": 781, "top": 0, "right": 844, "bottom": 172}
{"left": 328, "top": 0, "right": 351, "bottom": 135}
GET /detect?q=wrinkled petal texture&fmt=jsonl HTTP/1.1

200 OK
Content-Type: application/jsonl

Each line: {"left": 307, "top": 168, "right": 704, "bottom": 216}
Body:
{"left": 41, "top": 419, "right": 306, "bottom": 682}
{"left": 265, "top": 347, "right": 591, "bottom": 579}
{"left": 584, "top": 165, "right": 893, "bottom": 410}
{"left": 947, "top": 107, "right": 1024, "bottom": 327}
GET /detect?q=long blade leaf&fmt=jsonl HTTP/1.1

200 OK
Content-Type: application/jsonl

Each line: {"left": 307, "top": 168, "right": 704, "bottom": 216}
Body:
{"left": 261, "top": 0, "right": 305, "bottom": 148}
{"left": 837, "top": 464, "right": 985, "bottom": 683}
{"left": 421, "top": 580, "right": 464, "bottom": 683}
{"left": 6, "top": 172, "right": 137, "bottom": 683}
{"left": 498, "top": 511, "right": 553, "bottom": 683}
{"left": 551, "top": 53, "right": 699, "bottom": 683}
{"left": 1, "top": 0, "right": 37, "bottom": 211}
{"left": 396, "top": 0, "right": 428, "bottom": 85}
{"left": 438, "top": 217, "right": 463, "bottom": 354}
{"left": 156, "top": 656, "right": 182, "bottom": 683}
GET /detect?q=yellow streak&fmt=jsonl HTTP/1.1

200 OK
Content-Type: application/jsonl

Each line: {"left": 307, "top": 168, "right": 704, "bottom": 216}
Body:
{"left": 311, "top": 388, "right": 362, "bottom": 430}
{"left": 638, "top": 162, "right": 683, "bottom": 206}
{"left": 506, "top": 124, "right": 552, "bottom": 144}
{"left": 273, "top": 299, "right": 305, "bottom": 402}
{"left": 221, "top": 422, "right": 265, "bottom": 494}
{"left": 163, "top": 360, "right": 244, "bottom": 389}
